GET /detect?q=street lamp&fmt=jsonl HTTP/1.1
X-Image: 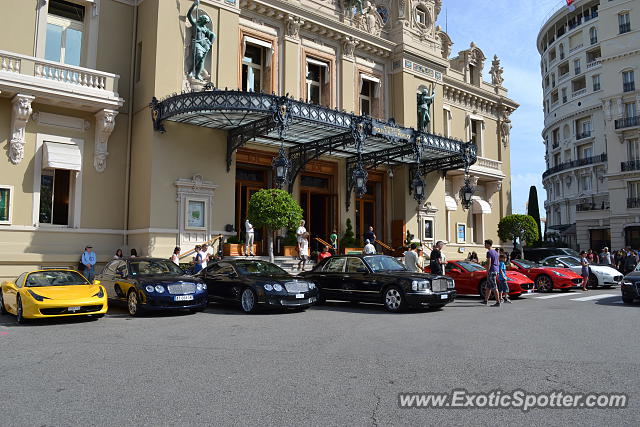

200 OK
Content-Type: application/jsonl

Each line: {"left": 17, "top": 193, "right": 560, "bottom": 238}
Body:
{"left": 459, "top": 176, "right": 475, "bottom": 210}
{"left": 411, "top": 170, "right": 425, "bottom": 204}
{"left": 352, "top": 162, "right": 368, "bottom": 198}
{"left": 272, "top": 146, "right": 290, "bottom": 188}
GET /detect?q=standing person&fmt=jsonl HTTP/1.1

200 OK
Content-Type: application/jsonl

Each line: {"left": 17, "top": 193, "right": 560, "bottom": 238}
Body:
{"left": 599, "top": 247, "right": 612, "bottom": 266}
{"left": 363, "top": 226, "right": 376, "bottom": 246}
{"left": 245, "top": 218, "right": 255, "bottom": 256}
{"left": 329, "top": 229, "right": 338, "bottom": 255}
{"left": 403, "top": 243, "right": 421, "bottom": 273}
{"left": 200, "top": 244, "right": 209, "bottom": 269}
{"left": 470, "top": 252, "right": 479, "bottom": 263}
{"left": 363, "top": 239, "right": 376, "bottom": 255}
{"left": 484, "top": 240, "right": 501, "bottom": 307}
{"left": 170, "top": 247, "right": 181, "bottom": 266}
{"left": 317, "top": 246, "right": 332, "bottom": 263}
{"left": 429, "top": 241, "right": 446, "bottom": 275}
{"left": 192, "top": 245, "right": 203, "bottom": 274}
{"left": 130, "top": 248, "right": 138, "bottom": 258}
{"left": 113, "top": 249, "right": 123, "bottom": 260}
{"left": 81, "top": 245, "right": 97, "bottom": 282}
{"left": 579, "top": 251, "right": 590, "bottom": 291}
{"left": 498, "top": 253, "right": 511, "bottom": 304}
{"left": 623, "top": 248, "right": 638, "bottom": 274}
{"left": 297, "top": 231, "right": 309, "bottom": 271}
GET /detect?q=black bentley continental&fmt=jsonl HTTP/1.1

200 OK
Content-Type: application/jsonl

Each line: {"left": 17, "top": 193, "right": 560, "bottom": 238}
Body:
{"left": 197, "top": 260, "right": 318, "bottom": 313}
{"left": 299, "top": 255, "right": 456, "bottom": 312}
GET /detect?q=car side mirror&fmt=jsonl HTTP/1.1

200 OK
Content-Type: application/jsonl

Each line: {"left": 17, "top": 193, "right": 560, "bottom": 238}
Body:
{"left": 93, "top": 279, "right": 101, "bottom": 285}
{"left": 450, "top": 268, "right": 461, "bottom": 273}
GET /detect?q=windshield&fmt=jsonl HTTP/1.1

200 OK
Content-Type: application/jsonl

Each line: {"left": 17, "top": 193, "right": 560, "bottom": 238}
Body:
{"left": 456, "top": 261, "right": 485, "bottom": 272}
{"left": 234, "top": 261, "right": 287, "bottom": 275}
{"left": 129, "top": 260, "right": 185, "bottom": 276}
{"left": 365, "top": 255, "right": 407, "bottom": 272}
{"left": 558, "top": 257, "right": 581, "bottom": 267}
{"left": 26, "top": 271, "right": 90, "bottom": 287}
{"left": 514, "top": 260, "right": 540, "bottom": 269}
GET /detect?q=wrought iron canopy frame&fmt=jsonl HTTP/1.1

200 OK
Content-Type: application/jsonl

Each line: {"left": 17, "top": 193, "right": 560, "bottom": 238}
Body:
{"left": 150, "top": 88, "right": 477, "bottom": 205}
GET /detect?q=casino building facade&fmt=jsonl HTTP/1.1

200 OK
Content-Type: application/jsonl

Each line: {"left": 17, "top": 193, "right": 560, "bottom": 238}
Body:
{"left": 0, "top": 0, "right": 517, "bottom": 279}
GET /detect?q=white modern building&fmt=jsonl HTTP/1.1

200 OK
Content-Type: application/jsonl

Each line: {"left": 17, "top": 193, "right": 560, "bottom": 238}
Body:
{"left": 538, "top": 0, "right": 640, "bottom": 250}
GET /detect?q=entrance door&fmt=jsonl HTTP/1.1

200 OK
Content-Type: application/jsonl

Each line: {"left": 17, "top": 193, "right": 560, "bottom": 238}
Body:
{"left": 355, "top": 173, "right": 384, "bottom": 243}
{"left": 589, "top": 229, "right": 610, "bottom": 252}
{"left": 300, "top": 172, "right": 335, "bottom": 252}
{"left": 236, "top": 167, "right": 268, "bottom": 246}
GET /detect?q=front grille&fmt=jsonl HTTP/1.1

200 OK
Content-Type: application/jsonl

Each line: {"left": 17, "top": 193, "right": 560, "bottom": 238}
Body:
{"left": 167, "top": 283, "right": 196, "bottom": 295}
{"left": 40, "top": 305, "right": 103, "bottom": 315}
{"left": 614, "top": 276, "right": 623, "bottom": 282}
{"left": 521, "top": 283, "right": 534, "bottom": 290}
{"left": 280, "top": 297, "right": 316, "bottom": 306}
{"left": 431, "top": 278, "right": 449, "bottom": 292}
{"left": 572, "top": 278, "right": 583, "bottom": 284}
{"left": 284, "top": 281, "right": 309, "bottom": 293}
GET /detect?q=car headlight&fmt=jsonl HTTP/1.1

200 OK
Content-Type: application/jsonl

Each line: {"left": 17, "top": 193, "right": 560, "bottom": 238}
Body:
{"left": 145, "top": 285, "right": 154, "bottom": 293}
{"left": 447, "top": 279, "right": 455, "bottom": 289}
{"left": 308, "top": 282, "right": 316, "bottom": 289}
{"left": 411, "top": 280, "right": 429, "bottom": 291}
{"left": 27, "top": 289, "right": 49, "bottom": 301}
{"left": 264, "top": 284, "right": 274, "bottom": 291}
{"left": 551, "top": 271, "right": 566, "bottom": 277}
{"left": 155, "top": 285, "right": 165, "bottom": 293}
{"left": 93, "top": 287, "right": 104, "bottom": 298}
{"left": 196, "top": 283, "right": 206, "bottom": 291}
{"left": 273, "top": 284, "right": 283, "bottom": 292}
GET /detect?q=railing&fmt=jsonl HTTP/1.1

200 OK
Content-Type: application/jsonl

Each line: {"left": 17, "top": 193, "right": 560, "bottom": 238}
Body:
{"left": 623, "top": 82, "right": 635, "bottom": 92}
{"left": 587, "top": 60, "right": 601, "bottom": 69}
{"left": 558, "top": 73, "right": 570, "bottom": 83}
{"left": 475, "top": 156, "right": 502, "bottom": 171}
{"left": 569, "top": 44, "right": 583, "bottom": 54}
{"left": 621, "top": 160, "right": 640, "bottom": 172}
{"left": 178, "top": 235, "right": 224, "bottom": 260}
{"left": 572, "top": 88, "right": 587, "bottom": 98}
{"left": 620, "top": 22, "right": 631, "bottom": 34}
{"left": 375, "top": 239, "right": 394, "bottom": 254}
{"left": 0, "top": 50, "right": 119, "bottom": 94}
{"left": 542, "top": 153, "right": 607, "bottom": 179}
{"left": 615, "top": 116, "right": 640, "bottom": 129}
{"left": 576, "top": 131, "right": 592, "bottom": 140}
{"left": 628, "top": 198, "right": 640, "bottom": 209}
{"left": 576, "top": 202, "right": 609, "bottom": 212}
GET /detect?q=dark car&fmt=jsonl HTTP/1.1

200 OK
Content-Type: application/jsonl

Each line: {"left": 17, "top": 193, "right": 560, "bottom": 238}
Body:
{"left": 622, "top": 265, "right": 640, "bottom": 304}
{"left": 299, "top": 254, "right": 456, "bottom": 312}
{"left": 523, "top": 248, "right": 579, "bottom": 263}
{"left": 97, "top": 257, "right": 208, "bottom": 316}
{"left": 197, "top": 260, "right": 318, "bottom": 313}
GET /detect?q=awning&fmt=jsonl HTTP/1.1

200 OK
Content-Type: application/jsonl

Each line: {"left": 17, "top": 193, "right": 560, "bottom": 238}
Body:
{"left": 445, "top": 195, "right": 457, "bottom": 211}
{"left": 306, "top": 57, "right": 329, "bottom": 83}
{"left": 43, "top": 142, "right": 81, "bottom": 171}
{"left": 243, "top": 36, "right": 273, "bottom": 67}
{"left": 471, "top": 197, "right": 491, "bottom": 214}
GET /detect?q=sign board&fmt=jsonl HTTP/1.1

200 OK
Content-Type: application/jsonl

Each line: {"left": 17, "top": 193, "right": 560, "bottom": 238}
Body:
{"left": 371, "top": 119, "right": 413, "bottom": 142}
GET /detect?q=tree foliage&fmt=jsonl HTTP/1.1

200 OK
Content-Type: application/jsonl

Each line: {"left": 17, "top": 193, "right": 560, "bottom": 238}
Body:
{"left": 248, "top": 189, "right": 303, "bottom": 231}
{"left": 340, "top": 218, "right": 357, "bottom": 248}
{"left": 527, "top": 186, "right": 542, "bottom": 243}
{"left": 497, "top": 214, "right": 540, "bottom": 246}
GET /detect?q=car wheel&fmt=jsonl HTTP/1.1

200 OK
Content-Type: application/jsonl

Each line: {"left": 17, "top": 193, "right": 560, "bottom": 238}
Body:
{"left": 16, "top": 295, "right": 25, "bottom": 324}
{"left": 478, "top": 280, "right": 487, "bottom": 298}
{"left": 588, "top": 273, "right": 598, "bottom": 289}
{"left": 535, "top": 275, "right": 553, "bottom": 293}
{"left": 127, "top": 290, "right": 141, "bottom": 317}
{"left": 240, "top": 288, "right": 257, "bottom": 313}
{"left": 383, "top": 286, "right": 405, "bottom": 312}
{"left": 621, "top": 294, "right": 635, "bottom": 304}
{"left": 0, "top": 291, "right": 7, "bottom": 315}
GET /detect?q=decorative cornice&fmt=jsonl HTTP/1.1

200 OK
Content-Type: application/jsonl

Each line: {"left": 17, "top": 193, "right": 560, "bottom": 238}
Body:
{"left": 94, "top": 109, "right": 117, "bottom": 172}
{"left": 8, "top": 94, "right": 35, "bottom": 165}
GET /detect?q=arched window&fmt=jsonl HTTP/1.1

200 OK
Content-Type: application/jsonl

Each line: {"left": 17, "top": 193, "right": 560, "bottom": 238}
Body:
{"left": 558, "top": 43, "right": 565, "bottom": 60}
{"left": 589, "top": 27, "right": 597, "bottom": 44}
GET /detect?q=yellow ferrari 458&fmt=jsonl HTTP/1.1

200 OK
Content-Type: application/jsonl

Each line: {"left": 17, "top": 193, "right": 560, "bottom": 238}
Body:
{"left": 0, "top": 269, "right": 108, "bottom": 324}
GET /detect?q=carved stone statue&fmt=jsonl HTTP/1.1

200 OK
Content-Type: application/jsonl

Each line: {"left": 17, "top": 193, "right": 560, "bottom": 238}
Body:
{"left": 417, "top": 85, "right": 436, "bottom": 133}
{"left": 188, "top": 0, "right": 216, "bottom": 81}
{"left": 345, "top": 0, "right": 365, "bottom": 15}
{"left": 499, "top": 112, "right": 511, "bottom": 148}
{"left": 353, "top": 1, "right": 383, "bottom": 36}
{"left": 490, "top": 55, "right": 504, "bottom": 87}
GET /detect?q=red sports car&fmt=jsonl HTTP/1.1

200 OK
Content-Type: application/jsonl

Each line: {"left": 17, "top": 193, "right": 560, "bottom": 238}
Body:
{"left": 426, "top": 260, "right": 535, "bottom": 297}
{"left": 507, "top": 259, "right": 583, "bottom": 292}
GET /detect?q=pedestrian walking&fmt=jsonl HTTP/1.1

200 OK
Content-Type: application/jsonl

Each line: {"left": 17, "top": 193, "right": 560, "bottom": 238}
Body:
{"left": 297, "top": 231, "right": 309, "bottom": 271}
{"left": 580, "top": 251, "right": 589, "bottom": 291}
{"left": 81, "top": 245, "right": 97, "bottom": 282}
{"left": 245, "top": 218, "right": 255, "bottom": 256}
{"left": 113, "top": 249, "right": 123, "bottom": 259}
{"left": 192, "top": 245, "right": 204, "bottom": 274}
{"left": 363, "top": 239, "right": 376, "bottom": 255}
{"left": 498, "top": 253, "right": 511, "bottom": 303}
{"left": 170, "top": 246, "right": 181, "bottom": 266}
{"left": 623, "top": 248, "right": 638, "bottom": 274}
{"left": 484, "top": 240, "right": 501, "bottom": 307}
{"left": 403, "top": 243, "right": 421, "bottom": 273}
{"left": 329, "top": 229, "right": 338, "bottom": 255}
{"left": 130, "top": 248, "right": 138, "bottom": 257}
{"left": 200, "top": 244, "right": 210, "bottom": 269}
{"left": 429, "top": 241, "right": 446, "bottom": 275}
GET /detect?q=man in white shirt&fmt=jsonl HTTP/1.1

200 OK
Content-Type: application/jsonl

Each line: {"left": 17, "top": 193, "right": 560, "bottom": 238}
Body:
{"left": 363, "top": 239, "right": 376, "bottom": 255}
{"left": 404, "top": 243, "right": 421, "bottom": 272}
{"left": 245, "top": 218, "right": 255, "bottom": 256}
{"left": 199, "top": 245, "right": 208, "bottom": 270}
{"left": 599, "top": 247, "right": 611, "bottom": 265}
{"left": 296, "top": 220, "right": 307, "bottom": 243}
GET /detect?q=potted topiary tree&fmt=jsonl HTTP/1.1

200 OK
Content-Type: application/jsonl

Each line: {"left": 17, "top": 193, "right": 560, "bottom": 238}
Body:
{"left": 222, "top": 235, "right": 244, "bottom": 256}
{"left": 248, "top": 189, "right": 303, "bottom": 263}
{"left": 282, "top": 229, "right": 299, "bottom": 257}
{"left": 340, "top": 218, "right": 362, "bottom": 254}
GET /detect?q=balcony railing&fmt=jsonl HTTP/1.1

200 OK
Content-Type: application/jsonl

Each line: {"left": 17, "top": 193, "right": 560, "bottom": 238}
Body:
{"left": 576, "top": 202, "right": 609, "bottom": 212}
{"left": 576, "top": 131, "right": 592, "bottom": 140}
{"left": 569, "top": 44, "right": 583, "bottom": 54}
{"left": 475, "top": 156, "right": 502, "bottom": 171}
{"left": 623, "top": 82, "right": 635, "bottom": 92}
{"left": 542, "top": 153, "right": 607, "bottom": 179}
{"left": 621, "top": 159, "right": 640, "bottom": 172}
{"left": 0, "top": 50, "right": 120, "bottom": 96}
{"left": 587, "top": 60, "right": 601, "bottom": 69}
{"left": 620, "top": 23, "right": 631, "bottom": 34}
{"left": 572, "top": 88, "right": 587, "bottom": 98}
{"left": 615, "top": 116, "right": 640, "bottom": 129}
{"left": 628, "top": 198, "right": 640, "bottom": 209}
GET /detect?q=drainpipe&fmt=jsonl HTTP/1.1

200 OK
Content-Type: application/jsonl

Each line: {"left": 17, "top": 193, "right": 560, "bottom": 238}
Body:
{"left": 123, "top": 3, "right": 139, "bottom": 251}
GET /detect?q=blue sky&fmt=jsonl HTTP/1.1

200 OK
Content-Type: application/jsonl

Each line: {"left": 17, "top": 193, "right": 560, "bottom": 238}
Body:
{"left": 436, "top": 0, "right": 566, "bottom": 217}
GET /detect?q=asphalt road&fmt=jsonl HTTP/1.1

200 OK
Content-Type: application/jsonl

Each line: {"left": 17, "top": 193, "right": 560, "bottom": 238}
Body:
{"left": 1, "top": 288, "right": 638, "bottom": 427}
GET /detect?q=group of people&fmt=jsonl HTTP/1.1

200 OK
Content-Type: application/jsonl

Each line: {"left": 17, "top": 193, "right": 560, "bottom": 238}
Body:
{"left": 587, "top": 247, "right": 639, "bottom": 274}
{"left": 79, "top": 246, "right": 139, "bottom": 282}
{"left": 188, "top": 243, "right": 217, "bottom": 273}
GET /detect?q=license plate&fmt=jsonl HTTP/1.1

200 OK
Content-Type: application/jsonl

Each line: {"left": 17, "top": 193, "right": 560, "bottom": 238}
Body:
{"left": 174, "top": 295, "right": 194, "bottom": 301}
{"left": 527, "top": 290, "right": 534, "bottom": 294}
{"left": 68, "top": 306, "right": 80, "bottom": 312}
{"left": 296, "top": 293, "right": 305, "bottom": 299}
{"left": 440, "top": 294, "right": 448, "bottom": 300}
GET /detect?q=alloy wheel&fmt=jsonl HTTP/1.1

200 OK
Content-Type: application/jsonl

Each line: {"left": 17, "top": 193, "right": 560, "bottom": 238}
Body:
{"left": 16, "top": 296, "right": 24, "bottom": 324}
{"left": 536, "top": 275, "right": 552, "bottom": 293}
{"left": 127, "top": 291, "right": 138, "bottom": 316}
{"left": 384, "top": 287, "right": 403, "bottom": 312}
{"left": 240, "top": 288, "right": 256, "bottom": 313}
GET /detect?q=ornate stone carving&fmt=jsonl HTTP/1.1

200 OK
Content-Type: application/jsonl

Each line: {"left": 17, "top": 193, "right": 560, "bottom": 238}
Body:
{"left": 486, "top": 181, "right": 502, "bottom": 206}
{"left": 286, "top": 15, "right": 304, "bottom": 40}
{"left": 353, "top": 1, "right": 383, "bottom": 36}
{"left": 490, "top": 55, "right": 504, "bottom": 88}
{"left": 94, "top": 109, "right": 117, "bottom": 172}
{"left": 436, "top": 26, "right": 453, "bottom": 59}
{"left": 498, "top": 111, "right": 511, "bottom": 148}
{"left": 342, "top": 36, "right": 358, "bottom": 59}
{"left": 8, "top": 94, "right": 35, "bottom": 165}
